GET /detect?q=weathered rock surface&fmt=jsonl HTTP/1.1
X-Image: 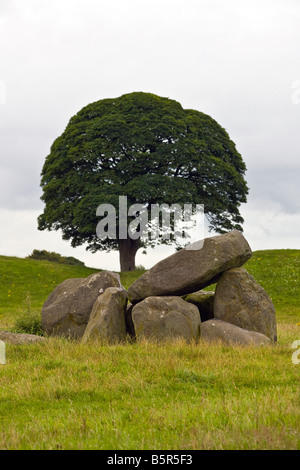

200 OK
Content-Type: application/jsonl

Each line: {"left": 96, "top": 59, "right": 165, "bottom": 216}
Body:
{"left": 128, "top": 230, "right": 252, "bottom": 303}
{"left": 37, "top": 231, "right": 276, "bottom": 348}
{"left": 182, "top": 290, "right": 215, "bottom": 322}
{"left": 214, "top": 267, "right": 277, "bottom": 341}
{"left": 41, "top": 271, "right": 121, "bottom": 339}
{"left": 0, "top": 331, "right": 46, "bottom": 345}
{"left": 132, "top": 296, "right": 201, "bottom": 342}
{"left": 200, "top": 319, "right": 272, "bottom": 346}
{"left": 81, "top": 287, "right": 128, "bottom": 344}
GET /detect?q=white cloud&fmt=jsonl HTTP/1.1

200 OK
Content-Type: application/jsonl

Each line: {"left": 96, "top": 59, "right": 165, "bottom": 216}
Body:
{"left": 241, "top": 203, "right": 300, "bottom": 251}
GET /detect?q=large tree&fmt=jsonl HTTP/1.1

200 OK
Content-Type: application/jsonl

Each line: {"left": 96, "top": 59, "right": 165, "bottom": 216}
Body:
{"left": 38, "top": 92, "right": 248, "bottom": 271}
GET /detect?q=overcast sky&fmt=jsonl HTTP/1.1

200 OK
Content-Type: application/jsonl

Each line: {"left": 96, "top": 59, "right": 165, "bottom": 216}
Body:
{"left": 0, "top": 0, "right": 299, "bottom": 271}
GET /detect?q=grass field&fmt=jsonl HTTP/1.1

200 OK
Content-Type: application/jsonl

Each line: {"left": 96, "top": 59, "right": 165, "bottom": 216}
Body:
{"left": 0, "top": 250, "right": 300, "bottom": 450}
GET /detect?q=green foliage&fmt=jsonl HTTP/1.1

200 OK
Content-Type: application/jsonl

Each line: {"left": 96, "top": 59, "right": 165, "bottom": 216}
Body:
{"left": 135, "top": 264, "right": 146, "bottom": 271}
{"left": 27, "top": 250, "right": 85, "bottom": 266}
{"left": 10, "top": 292, "right": 44, "bottom": 336}
{"left": 38, "top": 92, "right": 249, "bottom": 258}
{"left": 12, "top": 311, "right": 43, "bottom": 336}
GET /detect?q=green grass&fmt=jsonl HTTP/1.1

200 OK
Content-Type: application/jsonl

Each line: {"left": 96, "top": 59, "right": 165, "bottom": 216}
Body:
{"left": 0, "top": 255, "right": 99, "bottom": 329}
{"left": 0, "top": 334, "right": 299, "bottom": 450}
{"left": 245, "top": 250, "right": 300, "bottom": 323}
{"left": 0, "top": 250, "right": 300, "bottom": 450}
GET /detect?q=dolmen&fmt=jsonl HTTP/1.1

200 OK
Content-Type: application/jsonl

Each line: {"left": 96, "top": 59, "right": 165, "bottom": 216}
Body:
{"left": 41, "top": 230, "right": 277, "bottom": 346}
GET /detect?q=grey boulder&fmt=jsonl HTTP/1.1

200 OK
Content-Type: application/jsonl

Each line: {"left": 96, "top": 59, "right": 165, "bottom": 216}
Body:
{"left": 81, "top": 287, "right": 128, "bottom": 344}
{"left": 0, "top": 330, "right": 46, "bottom": 345}
{"left": 214, "top": 267, "right": 277, "bottom": 342}
{"left": 132, "top": 296, "right": 201, "bottom": 343}
{"left": 41, "top": 271, "right": 121, "bottom": 339}
{"left": 200, "top": 319, "right": 272, "bottom": 346}
{"left": 128, "top": 230, "right": 252, "bottom": 303}
{"left": 182, "top": 290, "right": 215, "bottom": 322}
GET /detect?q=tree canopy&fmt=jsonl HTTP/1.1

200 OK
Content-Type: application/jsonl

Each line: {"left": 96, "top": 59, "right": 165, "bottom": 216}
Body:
{"left": 38, "top": 92, "right": 248, "bottom": 271}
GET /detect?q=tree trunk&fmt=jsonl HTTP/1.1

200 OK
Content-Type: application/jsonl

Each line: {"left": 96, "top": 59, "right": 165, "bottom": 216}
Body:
{"left": 118, "top": 238, "right": 140, "bottom": 272}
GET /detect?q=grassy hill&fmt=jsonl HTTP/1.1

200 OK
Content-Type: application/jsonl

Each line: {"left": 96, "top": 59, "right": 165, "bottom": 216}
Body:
{"left": 0, "top": 255, "right": 145, "bottom": 329}
{"left": 0, "top": 255, "right": 99, "bottom": 329}
{"left": 0, "top": 249, "right": 300, "bottom": 450}
{"left": 245, "top": 249, "right": 300, "bottom": 323}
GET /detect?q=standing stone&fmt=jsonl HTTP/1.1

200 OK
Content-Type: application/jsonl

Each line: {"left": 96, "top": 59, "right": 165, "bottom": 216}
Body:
{"left": 41, "top": 271, "right": 121, "bottom": 339}
{"left": 81, "top": 287, "right": 128, "bottom": 344}
{"left": 132, "top": 296, "right": 201, "bottom": 343}
{"left": 214, "top": 267, "right": 277, "bottom": 341}
{"left": 200, "top": 319, "right": 272, "bottom": 346}
{"left": 182, "top": 290, "right": 215, "bottom": 322}
{"left": 128, "top": 230, "right": 252, "bottom": 303}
